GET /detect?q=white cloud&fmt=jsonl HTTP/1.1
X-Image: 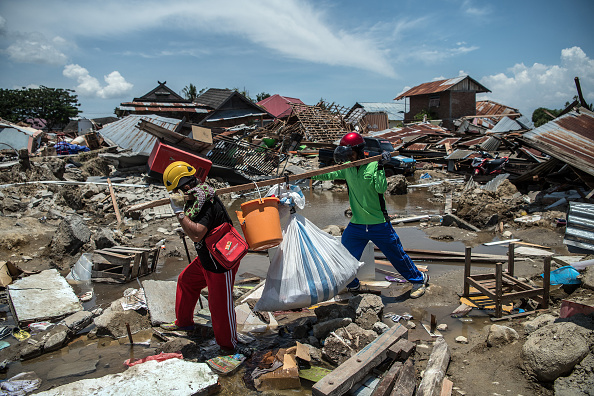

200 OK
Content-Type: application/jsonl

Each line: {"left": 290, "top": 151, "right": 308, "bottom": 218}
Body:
{"left": 63, "top": 64, "right": 133, "bottom": 99}
{"left": 2, "top": 0, "right": 398, "bottom": 77}
{"left": 479, "top": 47, "right": 594, "bottom": 116}
{"left": 461, "top": 0, "right": 491, "bottom": 17}
{"left": 5, "top": 31, "right": 68, "bottom": 65}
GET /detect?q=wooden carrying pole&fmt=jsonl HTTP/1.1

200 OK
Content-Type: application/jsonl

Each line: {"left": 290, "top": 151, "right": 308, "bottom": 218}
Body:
{"left": 125, "top": 154, "right": 383, "bottom": 214}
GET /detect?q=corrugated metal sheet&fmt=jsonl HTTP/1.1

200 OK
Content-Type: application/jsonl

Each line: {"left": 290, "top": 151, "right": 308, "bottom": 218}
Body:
{"left": 515, "top": 115, "right": 534, "bottom": 130}
{"left": 520, "top": 108, "right": 594, "bottom": 177}
{"left": 436, "top": 137, "right": 461, "bottom": 146}
{"left": 358, "top": 102, "right": 406, "bottom": 121}
{"left": 445, "top": 149, "right": 475, "bottom": 160}
{"left": 395, "top": 76, "right": 490, "bottom": 100}
{"left": 482, "top": 173, "right": 510, "bottom": 192}
{"left": 406, "top": 143, "right": 429, "bottom": 151}
{"left": 564, "top": 201, "right": 594, "bottom": 253}
{"left": 459, "top": 136, "right": 491, "bottom": 147}
{"left": 99, "top": 114, "right": 182, "bottom": 154}
{"left": 119, "top": 102, "right": 209, "bottom": 113}
{"left": 490, "top": 116, "right": 523, "bottom": 133}
{"left": 479, "top": 136, "right": 501, "bottom": 151}
{"left": 371, "top": 123, "right": 451, "bottom": 145}
{"left": 476, "top": 100, "right": 519, "bottom": 117}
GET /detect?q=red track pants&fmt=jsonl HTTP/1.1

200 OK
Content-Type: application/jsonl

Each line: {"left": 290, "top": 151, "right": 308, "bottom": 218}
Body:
{"left": 175, "top": 257, "right": 238, "bottom": 350}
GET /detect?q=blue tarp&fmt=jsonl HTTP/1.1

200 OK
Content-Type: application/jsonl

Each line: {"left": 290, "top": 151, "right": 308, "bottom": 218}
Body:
{"left": 541, "top": 265, "right": 581, "bottom": 285}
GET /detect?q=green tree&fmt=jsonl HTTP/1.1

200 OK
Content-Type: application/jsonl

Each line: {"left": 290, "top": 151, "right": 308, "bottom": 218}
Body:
{"left": 0, "top": 86, "right": 80, "bottom": 131}
{"left": 532, "top": 107, "right": 561, "bottom": 127}
{"left": 181, "top": 83, "right": 198, "bottom": 101}
{"left": 256, "top": 92, "right": 271, "bottom": 102}
{"left": 414, "top": 109, "right": 435, "bottom": 121}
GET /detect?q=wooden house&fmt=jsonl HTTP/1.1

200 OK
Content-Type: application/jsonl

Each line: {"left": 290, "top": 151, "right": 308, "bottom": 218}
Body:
{"left": 395, "top": 75, "right": 491, "bottom": 130}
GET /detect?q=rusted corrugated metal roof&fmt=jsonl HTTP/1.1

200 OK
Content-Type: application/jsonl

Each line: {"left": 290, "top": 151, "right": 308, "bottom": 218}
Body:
{"left": 395, "top": 75, "right": 490, "bottom": 100}
{"left": 406, "top": 143, "right": 429, "bottom": 151}
{"left": 99, "top": 114, "right": 182, "bottom": 154}
{"left": 520, "top": 108, "right": 594, "bottom": 177}
{"left": 371, "top": 123, "right": 451, "bottom": 142}
{"left": 119, "top": 102, "right": 210, "bottom": 113}
{"left": 458, "top": 136, "right": 491, "bottom": 147}
{"left": 476, "top": 100, "right": 519, "bottom": 117}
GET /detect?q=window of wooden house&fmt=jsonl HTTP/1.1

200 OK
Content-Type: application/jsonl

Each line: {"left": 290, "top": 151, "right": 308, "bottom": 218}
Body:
{"left": 428, "top": 94, "right": 440, "bottom": 108}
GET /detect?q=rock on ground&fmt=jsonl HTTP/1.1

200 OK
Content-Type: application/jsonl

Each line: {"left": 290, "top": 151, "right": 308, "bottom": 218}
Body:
{"left": 523, "top": 314, "right": 556, "bottom": 335}
{"left": 554, "top": 352, "right": 594, "bottom": 396}
{"left": 486, "top": 324, "right": 519, "bottom": 347}
{"left": 522, "top": 321, "right": 591, "bottom": 381}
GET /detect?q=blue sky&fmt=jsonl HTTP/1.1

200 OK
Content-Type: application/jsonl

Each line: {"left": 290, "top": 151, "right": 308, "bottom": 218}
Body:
{"left": 1, "top": 0, "right": 593, "bottom": 120}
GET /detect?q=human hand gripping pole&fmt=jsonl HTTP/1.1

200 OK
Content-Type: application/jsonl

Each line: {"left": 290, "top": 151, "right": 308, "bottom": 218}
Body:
{"left": 378, "top": 150, "right": 392, "bottom": 166}
{"left": 169, "top": 192, "right": 185, "bottom": 214}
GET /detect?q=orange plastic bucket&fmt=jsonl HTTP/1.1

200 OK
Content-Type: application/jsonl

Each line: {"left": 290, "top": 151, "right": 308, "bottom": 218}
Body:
{"left": 236, "top": 197, "right": 283, "bottom": 251}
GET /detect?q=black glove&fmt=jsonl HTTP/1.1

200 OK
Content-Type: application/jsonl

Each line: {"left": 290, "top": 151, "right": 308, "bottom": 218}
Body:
{"left": 379, "top": 151, "right": 392, "bottom": 166}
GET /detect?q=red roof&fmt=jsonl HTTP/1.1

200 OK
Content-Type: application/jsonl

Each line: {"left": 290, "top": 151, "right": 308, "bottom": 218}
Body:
{"left": 257, "top": 94, "right": 304, "bottom": 118}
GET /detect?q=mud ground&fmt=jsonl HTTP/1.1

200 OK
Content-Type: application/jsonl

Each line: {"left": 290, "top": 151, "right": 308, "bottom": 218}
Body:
{"left": 0, "top": 155, "right": 589, "bottom": 395}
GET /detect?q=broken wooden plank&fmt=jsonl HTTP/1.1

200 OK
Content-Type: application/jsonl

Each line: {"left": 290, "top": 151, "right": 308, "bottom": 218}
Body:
{"left": 440, "top": 378, "right": 453, "bottom": 396}
{"left": 126, "top": 154, "right": 383, "bottom": 213}
{"left": 390, "top": 357, "right": 415, "bottom": 396}
{"left": 107, "top": 178, "right": 122, "bottom": 224}
{"left": 387, "top": 338, "right": 416, "bottom": 360}
{"left": 312, "top": 324, "right": 407, "bottom": 396}
{"left": 372, "top": 361, "right": 402, "bottom": 396}
{"left": 417, "top": 337, "right": 451, "bottom": 396}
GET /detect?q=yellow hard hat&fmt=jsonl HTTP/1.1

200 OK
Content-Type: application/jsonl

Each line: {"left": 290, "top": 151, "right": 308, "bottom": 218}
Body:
{"left": 163, "top": 161, "right": 196, "bottom": 191}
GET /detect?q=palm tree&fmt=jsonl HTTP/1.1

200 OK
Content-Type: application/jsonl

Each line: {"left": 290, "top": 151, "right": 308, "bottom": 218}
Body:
{"left": 182, "top": 83, "right": 198, "bottom": 102}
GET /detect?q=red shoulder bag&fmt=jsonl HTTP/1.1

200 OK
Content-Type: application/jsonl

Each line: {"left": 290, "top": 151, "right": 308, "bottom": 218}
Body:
{"left": 204, "top": 222, "right": 248, "bottom": 270}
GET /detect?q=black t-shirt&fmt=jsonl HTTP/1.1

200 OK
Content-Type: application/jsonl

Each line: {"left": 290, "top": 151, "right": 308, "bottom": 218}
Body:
{"left": 190, "top": 195, "right": 232, "bottom": 273}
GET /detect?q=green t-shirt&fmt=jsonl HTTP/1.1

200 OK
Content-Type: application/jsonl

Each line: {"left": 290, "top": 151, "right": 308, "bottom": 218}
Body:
{"left": 313, "top": 162, "right": 389, "bottom": 224}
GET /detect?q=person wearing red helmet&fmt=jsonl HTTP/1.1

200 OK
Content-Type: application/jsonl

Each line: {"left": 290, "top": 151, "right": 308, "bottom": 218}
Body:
{"left": 313, "top": 132, "right": 428, "bottom": 298}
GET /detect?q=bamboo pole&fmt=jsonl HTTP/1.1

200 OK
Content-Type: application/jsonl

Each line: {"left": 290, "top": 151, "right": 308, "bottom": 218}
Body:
{"left": 125, "top": 154, "right": 382, "bottom": 213}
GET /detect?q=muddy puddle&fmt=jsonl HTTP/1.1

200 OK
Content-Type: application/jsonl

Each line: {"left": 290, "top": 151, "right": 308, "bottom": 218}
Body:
{"left": 0, "top": 185, "right": 535, "bottom": 392}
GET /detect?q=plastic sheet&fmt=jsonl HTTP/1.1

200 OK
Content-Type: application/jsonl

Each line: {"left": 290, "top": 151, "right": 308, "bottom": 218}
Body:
{"left": 254, "top": 214, "right": 362, "bottom": 312}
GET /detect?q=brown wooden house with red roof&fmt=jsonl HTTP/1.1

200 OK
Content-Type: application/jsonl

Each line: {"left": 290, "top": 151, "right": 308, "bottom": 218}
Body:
{"left": 395, "top": 75, "right": 491, "bottom": 130}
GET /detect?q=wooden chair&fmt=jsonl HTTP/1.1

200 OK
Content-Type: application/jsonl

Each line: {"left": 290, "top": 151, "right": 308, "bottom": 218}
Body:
{"left": 463, "top": 244, "right": 550, "bottom": 318}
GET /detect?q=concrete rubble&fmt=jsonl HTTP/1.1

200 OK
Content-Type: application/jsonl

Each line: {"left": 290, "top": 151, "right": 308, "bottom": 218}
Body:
{"left": 1, "top": 104, "right": 594, "bottom": 395}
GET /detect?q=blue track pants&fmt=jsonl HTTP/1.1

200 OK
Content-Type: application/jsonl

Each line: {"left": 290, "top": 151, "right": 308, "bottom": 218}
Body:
{"left": 341, "top": 222, "right": 424, "bottom": 288}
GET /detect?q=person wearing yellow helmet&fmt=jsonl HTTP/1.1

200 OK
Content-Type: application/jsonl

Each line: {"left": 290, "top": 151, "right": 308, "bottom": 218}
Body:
{"left": 161, "top": 161, "right": 244, "bottom": 355}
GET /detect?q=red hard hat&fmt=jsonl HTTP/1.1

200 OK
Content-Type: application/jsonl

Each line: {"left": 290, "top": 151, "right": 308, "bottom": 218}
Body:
{"left": 339, "top": 132, "right": 365, "bottom": 148}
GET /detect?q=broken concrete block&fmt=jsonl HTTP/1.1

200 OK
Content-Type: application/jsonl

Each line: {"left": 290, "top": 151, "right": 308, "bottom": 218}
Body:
{"left": 523, "top": 314, "right": 556, "bottom": 334}
{"left": 42, "top": 326, "right": 69, "bottom": 352}
{"left": 63, "top": 311, "right": 94, "bottom": 332}
{"left": 36, "top": 359, "right": 219, "bottom": 395}
{"left": 50, "top": 215, "right": 91, "bottom": 255}
{"left": 8, "top": 269, "right": 83, "bottom": 326}
{"left": 142, "top": 280, "right": 206, "bottom": 326}
{"left": 93, "top": 297, "right": 151, "bottom": 338}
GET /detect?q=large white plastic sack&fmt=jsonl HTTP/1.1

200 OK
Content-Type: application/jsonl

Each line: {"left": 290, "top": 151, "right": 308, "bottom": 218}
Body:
{"left": 254, "top": 214, "right": 362, "bottom": 312}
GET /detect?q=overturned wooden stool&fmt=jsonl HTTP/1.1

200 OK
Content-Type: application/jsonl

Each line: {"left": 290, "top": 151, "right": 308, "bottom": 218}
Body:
{"left": 462, "top": 244, "right": 550, "bottom": 319}
{"left": 92, "top": 246, "right": 160, "bottom": 283}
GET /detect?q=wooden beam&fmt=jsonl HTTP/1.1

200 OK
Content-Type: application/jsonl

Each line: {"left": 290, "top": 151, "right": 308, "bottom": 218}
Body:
{"left": 417, "top": 337, "right": 451, "bottom": 396}
{"left": 390, "top": 357, "right": 416, "bottom": 396}
{"left": 372, "top": 361, "right": 402, "bottom": 396}
{"left": 107, "top": 178, "right": 122, "bottom": 224}
{"left": 311, "top": 324, "right": 407, "bottom": 396}
{"left": 125, "top": 154, "right": 383, "bottom": 213}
